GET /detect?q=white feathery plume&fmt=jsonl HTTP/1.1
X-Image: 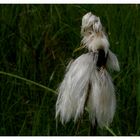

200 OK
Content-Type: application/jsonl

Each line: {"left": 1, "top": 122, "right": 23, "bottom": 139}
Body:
{"left": 88, "top": 68, "right": 116, "bottom": 128}
{"left": 107, "top": 50, "right": 120, "bottom": 71}
{"left": 81, "top": 12, "right": 109, "bottom": 56}
{"left": 55, "top": 12, "right": 120, "bottom": 128}
{"left": 56, "top": 52, "right": 97, "bottom": 124}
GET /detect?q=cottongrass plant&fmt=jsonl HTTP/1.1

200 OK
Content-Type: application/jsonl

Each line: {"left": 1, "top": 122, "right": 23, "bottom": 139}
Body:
{"left": 56, "top": 12, "right": 120, "bottom": 130}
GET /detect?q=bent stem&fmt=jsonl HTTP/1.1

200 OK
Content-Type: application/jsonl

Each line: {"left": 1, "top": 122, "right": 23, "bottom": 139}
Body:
{"left": 0, "top": 71, "right": 57, "bottom": 94}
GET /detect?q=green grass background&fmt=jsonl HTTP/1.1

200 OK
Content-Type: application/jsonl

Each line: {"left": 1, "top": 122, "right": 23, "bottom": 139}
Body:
{"left": 0, "top": 4, "right": 140, "bottom": 136}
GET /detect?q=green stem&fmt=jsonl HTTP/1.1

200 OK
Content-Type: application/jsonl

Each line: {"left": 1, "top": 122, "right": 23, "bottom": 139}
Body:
{"left": 0, "top": 71, "right": 57, "bottom": 94}
{"left": 105, "top": 126, "right": 116, "bottom": 136}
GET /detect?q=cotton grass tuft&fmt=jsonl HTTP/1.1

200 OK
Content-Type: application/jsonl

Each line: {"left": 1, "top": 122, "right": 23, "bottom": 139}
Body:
{"left": 55, "top": 12, "right": 120, "bottom": 128}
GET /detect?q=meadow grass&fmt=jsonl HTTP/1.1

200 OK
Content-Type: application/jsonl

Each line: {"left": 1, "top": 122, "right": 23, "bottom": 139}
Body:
{"left": 0, "top": 4, "right": 140, "bottom": 136}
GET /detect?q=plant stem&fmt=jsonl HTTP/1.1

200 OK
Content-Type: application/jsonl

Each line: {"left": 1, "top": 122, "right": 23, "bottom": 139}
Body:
{"left": 0, "top": 71, "right": 57, "bottom": 94}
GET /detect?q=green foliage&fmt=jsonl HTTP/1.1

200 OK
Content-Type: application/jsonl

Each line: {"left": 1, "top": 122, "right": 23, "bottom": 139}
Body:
{"left": 0, "top": 4, "right": 140, "bottom": 136}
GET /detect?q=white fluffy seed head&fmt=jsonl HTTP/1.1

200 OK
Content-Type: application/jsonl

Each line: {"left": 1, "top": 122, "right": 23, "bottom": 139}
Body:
{"left": 55, "top": 52, "right": 117, "bottom": 127}
{"left": 81, "top": 12, "right": 102, "bottom": 36}
{"left": 55, "top": 53, "right": 97, "bottom": 124}
{"left": 81, "top": 12, "right": 109, "bottom": 56}
{"left": 55, "top": 12, "right": 120, "bottom": 128}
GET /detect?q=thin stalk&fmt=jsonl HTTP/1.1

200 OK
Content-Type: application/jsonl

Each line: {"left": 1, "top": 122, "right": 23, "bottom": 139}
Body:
{"left": 105, "top": 126, "right": 116, "bottom": 136}
{"left": 0, "top": 71, "right": 57, "bottom": 94}
{"left": 90, "top": 119, "right": 97, "bottom": 136}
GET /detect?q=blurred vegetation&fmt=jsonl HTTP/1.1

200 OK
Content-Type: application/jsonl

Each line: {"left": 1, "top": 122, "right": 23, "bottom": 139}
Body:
{"left": 0, "top": 4, "right": 140, "bottom": 136}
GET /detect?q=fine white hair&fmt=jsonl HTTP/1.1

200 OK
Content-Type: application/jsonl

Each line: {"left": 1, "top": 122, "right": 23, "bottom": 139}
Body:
{"left": 81, "top": 12, "right": 109, "bottom": 56}
{"left": 107, "top": 50, "right": 120, "bottom": 71}
{"left": 81, "top": 12, "right": 102, "bottom": 35}
{"left": 55, "top": 12, "right": 120, "bottom": 128}
{"left": 88, "top": 68, "right": 116, "bottom": 127}
{"left": 56, "top": 53, "right": 97, "bottom": 124}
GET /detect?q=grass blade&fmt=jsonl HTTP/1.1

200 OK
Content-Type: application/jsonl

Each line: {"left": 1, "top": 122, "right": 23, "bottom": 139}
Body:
{"left": 0, "top": 71, "right": 57, "bottom": 94}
